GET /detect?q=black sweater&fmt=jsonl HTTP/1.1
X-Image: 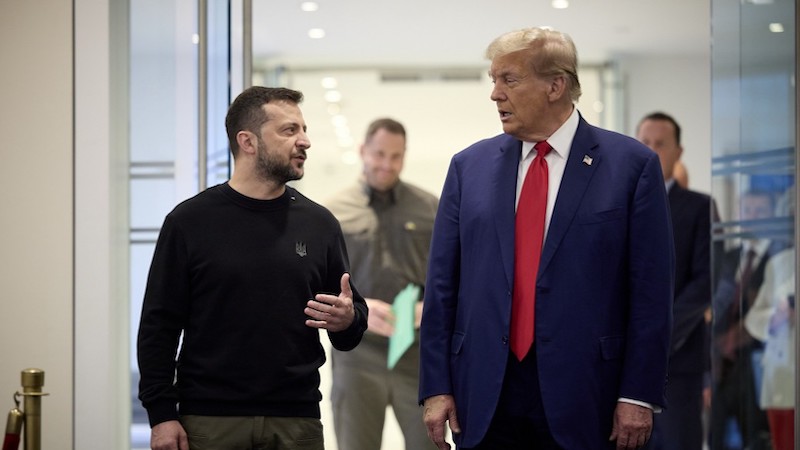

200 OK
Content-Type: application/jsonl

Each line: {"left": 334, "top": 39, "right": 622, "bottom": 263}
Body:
{"left": 137, "top": 183, "right": 368, "bottom": 427}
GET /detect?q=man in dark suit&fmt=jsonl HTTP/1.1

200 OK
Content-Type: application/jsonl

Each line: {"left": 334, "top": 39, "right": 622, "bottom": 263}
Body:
{"left": 419, "top": 27, "right": 675, "bottom": 450}
{"left": 636, "top": 112, "right": 712, "bottom": 450}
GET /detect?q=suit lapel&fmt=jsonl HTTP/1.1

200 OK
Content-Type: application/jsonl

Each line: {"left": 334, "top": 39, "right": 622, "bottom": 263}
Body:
{"left": 539, "top": 118, "right": 600, "bottom": 275}
{"left": 668, "top": 184, "right": 684, "bottom": 221}
{"left": 494, "top": 136, "right": 522, "bottom": 290}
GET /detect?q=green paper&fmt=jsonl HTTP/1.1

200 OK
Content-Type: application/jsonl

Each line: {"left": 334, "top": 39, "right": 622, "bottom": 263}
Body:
{"left": 387, "top": 283, "right": 420, "bottom": 369}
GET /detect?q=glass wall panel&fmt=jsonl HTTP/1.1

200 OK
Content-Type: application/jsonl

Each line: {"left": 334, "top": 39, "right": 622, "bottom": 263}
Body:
{"left": 129, "top": 0, "right": 234, "bottom": 447}
{"left": 710, "top": 1, "right": 796, "bottom": 449}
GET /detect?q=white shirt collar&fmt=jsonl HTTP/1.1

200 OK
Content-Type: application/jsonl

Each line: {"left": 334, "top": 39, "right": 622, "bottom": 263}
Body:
{"left": 520, "top": 106, "right": 579, "bottom": 162}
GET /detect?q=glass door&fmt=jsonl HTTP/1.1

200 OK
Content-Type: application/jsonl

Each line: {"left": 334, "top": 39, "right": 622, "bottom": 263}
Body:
{"left": 709, "top": 0, "right": 796, "bottom": 449}
{"left": 128, "top": 0, "right": 240, "bottom": 447}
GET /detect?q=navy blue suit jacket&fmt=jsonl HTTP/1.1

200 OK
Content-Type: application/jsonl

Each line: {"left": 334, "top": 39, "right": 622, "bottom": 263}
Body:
{"left": 419, "top": 116, "right": 675, "bottom": 449}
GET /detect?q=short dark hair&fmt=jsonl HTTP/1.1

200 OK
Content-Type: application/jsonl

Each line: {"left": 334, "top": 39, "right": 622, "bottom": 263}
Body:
{"left": 639, "top": 111, "right": 681, "bottom": 145}
{"left": 225, "top": 87, "right": 304, "bottom": 156}
{"left": 364, "top": 118, "right": 406, "bottom": 143}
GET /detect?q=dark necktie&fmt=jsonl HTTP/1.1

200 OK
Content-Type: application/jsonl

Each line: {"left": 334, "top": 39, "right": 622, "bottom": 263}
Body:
{"left": 511, "top": 141, "right": 552, "bottom": 361}
{"left": 732, "top": 248, "right": 758, "bottom": 318}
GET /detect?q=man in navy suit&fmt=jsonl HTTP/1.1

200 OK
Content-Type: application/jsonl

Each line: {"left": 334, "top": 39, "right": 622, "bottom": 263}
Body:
{"left": 636, "top": 112, "right": 712, "bottom": 450}
{"left": 419, "top": 27, "right": 675, "bottom": 450}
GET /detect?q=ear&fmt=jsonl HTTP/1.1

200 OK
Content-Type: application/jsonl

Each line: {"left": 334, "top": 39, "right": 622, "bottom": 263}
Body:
{"left": 236, "top": 130, "right": 258, "bottom": 156}
{"left": 547, "top": 75, "right": 568, "bottom": 102}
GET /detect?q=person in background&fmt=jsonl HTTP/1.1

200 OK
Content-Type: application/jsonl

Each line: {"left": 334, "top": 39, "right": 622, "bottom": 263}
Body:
{"left": 326, "top": 118, "right": 439, "bottom": 450}
{"left": 636, "top": 111, "right": 713, "bottom": 450}
{"left": 744, "top": 187, "right": 795, "bottom": 450}
{"left": 137, "top": 86, "right": 368, "bottom": 450}
{"left": 744, "top": 246, "right": 795, "bottom": 450}
{"left": 419, "top": 27, "right": 674, "bottom": 450}
{"left": 711, "top": 189, "right": 784, "bottom": 450}
{"left": 673, "top": 160, "right": 689, "bottom": 189}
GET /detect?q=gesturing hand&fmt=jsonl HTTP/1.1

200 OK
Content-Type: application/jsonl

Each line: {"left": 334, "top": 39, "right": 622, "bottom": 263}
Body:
{"left": 305, "top": 273, "right": 356, "bottom": 332}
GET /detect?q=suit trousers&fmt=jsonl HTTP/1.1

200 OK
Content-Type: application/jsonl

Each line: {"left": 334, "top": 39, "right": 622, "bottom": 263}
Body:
{"left": 331, "top": 335, "right": 435, "bottom": 450}
{"left": 646, "top": 372, "right": 704, "bottom": 450}
{"left": 464, "top": 348, "right": 561, "bottom": 450}
{"left": 711, "top": 346, "right": 771, "bottom": 450}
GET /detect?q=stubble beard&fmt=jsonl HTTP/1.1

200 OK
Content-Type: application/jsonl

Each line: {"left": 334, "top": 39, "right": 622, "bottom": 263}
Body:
{"left": 255, "top": 140, "right": 304, "bottom": 185}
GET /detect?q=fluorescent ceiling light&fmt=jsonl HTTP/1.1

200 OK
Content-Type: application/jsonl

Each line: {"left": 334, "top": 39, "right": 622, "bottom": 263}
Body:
{"left": 552, "top": 0, "right": 569, "bottom": 9}
{"left": 308, "top": 28, "right": 326, "bottom": 39}
{"left": 768, "top": 22, "right": 784, "bottom": 33}
{"left": 301, "top": 2, "right": 319, "bottom": 12}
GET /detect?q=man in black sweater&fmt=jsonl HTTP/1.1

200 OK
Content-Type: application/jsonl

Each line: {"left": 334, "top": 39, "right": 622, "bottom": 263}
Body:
{"left": 137, "top": 86, "right": 368, "bottom": 450}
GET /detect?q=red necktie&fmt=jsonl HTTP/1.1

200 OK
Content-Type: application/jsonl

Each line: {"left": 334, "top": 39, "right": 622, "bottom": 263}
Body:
{"left": 511, "top": 141, "right": 551, "bottom": 361}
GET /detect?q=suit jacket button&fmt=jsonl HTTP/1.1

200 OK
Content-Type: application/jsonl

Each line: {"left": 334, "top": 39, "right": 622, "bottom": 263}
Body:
{"left": 502, "top": 336, "right": 508, "bottom": 345}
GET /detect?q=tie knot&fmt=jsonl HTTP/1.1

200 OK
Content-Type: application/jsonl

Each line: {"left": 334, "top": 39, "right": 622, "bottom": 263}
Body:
{"left": 534, "top": 141, "right": 552, "bottom": 157}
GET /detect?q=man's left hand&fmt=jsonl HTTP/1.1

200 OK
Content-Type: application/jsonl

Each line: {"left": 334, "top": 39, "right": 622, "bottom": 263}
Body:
{"left": 608, "top": 402, "right": 652, "bottom": 449}
{"left": 305, "top": 273, "right": 356, "bottom": 332}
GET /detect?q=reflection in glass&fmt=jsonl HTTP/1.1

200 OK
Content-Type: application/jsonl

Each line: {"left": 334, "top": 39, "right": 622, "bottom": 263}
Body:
{"left": 709, "top": 0, "right": 795, "bottom": 449}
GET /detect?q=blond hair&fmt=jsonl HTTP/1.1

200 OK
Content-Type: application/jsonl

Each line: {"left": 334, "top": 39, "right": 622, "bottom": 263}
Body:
{"left": 486, "top": 27, "right": 582, "bottom": 102}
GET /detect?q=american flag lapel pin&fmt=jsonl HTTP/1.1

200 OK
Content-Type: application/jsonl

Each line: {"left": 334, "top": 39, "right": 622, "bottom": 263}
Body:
{"left": 582, "top": 154, "right": 593, "bottom": 166}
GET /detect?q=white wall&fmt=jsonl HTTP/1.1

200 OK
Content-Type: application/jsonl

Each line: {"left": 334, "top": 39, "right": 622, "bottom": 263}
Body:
{"left": 620, "top": 54, "right": 713, "bottom": 194}
{"left": 0, "top": 0, "right": 74, "bottom": 447}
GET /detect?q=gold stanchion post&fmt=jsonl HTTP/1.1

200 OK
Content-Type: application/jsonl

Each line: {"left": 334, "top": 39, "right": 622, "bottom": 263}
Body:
{"left": 19, "top": 369, "right": 46, "bottom": 450}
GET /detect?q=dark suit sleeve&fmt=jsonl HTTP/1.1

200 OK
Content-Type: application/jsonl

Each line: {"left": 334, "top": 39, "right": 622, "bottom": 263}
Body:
{"left": 620, "top": 152, "right": 675, "bottom": 407}
{"left": 670, "top": 192, "right": 712, "bottom": 354}
{"left": 418, "top": 158, "right": 461, "bottom": 403}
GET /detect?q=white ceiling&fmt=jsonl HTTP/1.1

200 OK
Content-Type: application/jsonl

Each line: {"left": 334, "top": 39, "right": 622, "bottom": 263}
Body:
{"left": 251, "top": 0, "right": 712, "bottom": 69}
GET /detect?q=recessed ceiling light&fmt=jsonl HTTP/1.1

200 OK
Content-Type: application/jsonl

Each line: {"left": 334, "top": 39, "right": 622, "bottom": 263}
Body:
{"left": 301, "top": 2, "right": 319, "bottom": 12}
{"left": 552, "top": 0, "right": 569, "bottom": 9}
{"left": 769, "top": 22, "right": 784, "bottom": 33}
{"left": 324, "top": 90, "right": 342, "bottom": 103}
{"left": 308, "top": 28, "right": 325, "bottom": 39}
{"left": 191, "top": 33, "right": 200, "bottom": 44}
{"left": 321, "top": 77, "right": 338, "bottom": 89}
